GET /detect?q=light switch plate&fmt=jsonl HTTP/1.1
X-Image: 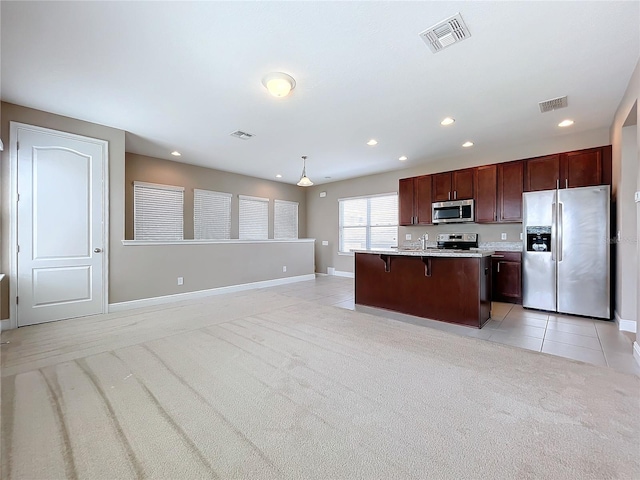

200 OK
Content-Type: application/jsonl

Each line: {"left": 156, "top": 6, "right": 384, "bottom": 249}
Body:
{"left": 405, "top": 234, "right": 412, "bottom": 240}
{"left": 520, "top": 232, "right": 523, "bottom": 240}
{"left": 322, "top": 240, "right": 329, "bottom": 246}
{"left": 320, "top": 191, "right": 327, "bottom": 198}
{"left": 501, "top": 233, "right": 507, "bottom": 240}
{"left": 635, "top": 191, "right": 640, "bottom": 203}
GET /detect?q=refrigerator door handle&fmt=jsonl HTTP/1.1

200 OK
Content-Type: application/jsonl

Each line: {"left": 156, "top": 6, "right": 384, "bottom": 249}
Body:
{"left": 551, "top": 202, "right": 556, "bottom": 261}
{"left": 557, "top": 202, "right": 563, "bottom": 262}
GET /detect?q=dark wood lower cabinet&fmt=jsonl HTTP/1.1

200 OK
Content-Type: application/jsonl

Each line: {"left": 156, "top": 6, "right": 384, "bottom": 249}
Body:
{"left": 491, "top": 252, "right": 522, "bottom": 304}
{"left": 355, "top": 253, "right": 492, "bottom": 328}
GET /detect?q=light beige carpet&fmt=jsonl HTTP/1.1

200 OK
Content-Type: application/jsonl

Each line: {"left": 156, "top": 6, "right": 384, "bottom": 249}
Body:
{"left": 1, "top": 290, "right": 639, "bottom": 479}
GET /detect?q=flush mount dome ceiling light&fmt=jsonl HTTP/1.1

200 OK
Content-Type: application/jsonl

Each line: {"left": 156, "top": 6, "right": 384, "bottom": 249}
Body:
{"left": 262, "top": 72, "right": 296, "bottom": 98}
{"left": 297, "top": 155, "right": 313, "bottom": 187}
{"left": 440, "top": 117, "right": 455, "bottom": 126}
{"left": 558, "top": 119, "right": 574, "bottom": 127}
{"left": 462, "top": 141, "right": 474, "bottom": 148}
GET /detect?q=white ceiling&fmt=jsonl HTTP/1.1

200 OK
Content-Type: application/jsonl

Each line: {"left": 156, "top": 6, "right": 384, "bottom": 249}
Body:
{"left": 2, "top": 1, "right": 639, "bottom": 185}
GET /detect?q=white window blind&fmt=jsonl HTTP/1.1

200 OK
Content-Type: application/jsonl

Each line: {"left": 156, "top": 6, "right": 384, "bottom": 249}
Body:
{"left": 194, "top": 189, "right": 232, "bottom": 240}
{"left": 339, "top": 193, "right": 398, "bottom": 253}
{"left": 239, "top": 195, "right": 269, "bottom": 240}
{"left": 134, "top": 181, "right": 184, "bottom": 240}
{"left": 274, "top": 200, "right": 298, "bottom": 239}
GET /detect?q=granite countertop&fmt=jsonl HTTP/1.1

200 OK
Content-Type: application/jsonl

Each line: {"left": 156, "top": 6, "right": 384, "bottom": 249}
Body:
{"left": 352, "top": 248, "right": 494, "bottom": 258}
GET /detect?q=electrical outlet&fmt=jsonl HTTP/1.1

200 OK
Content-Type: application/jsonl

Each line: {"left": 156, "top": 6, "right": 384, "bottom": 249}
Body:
{"left": 405, "top": 234, "right": 412, "bottom": 240}
{"left": 322, "top": 240, "right": 329, "bottom": 246}
{"left": 320, "top": 191, "right": 327, "bottom": 198}
{"left": 177, "top": 277, "right": 184, "bottom": 286}
{"left": 424, "top": 234, "right": 428, "bottom": 240}
{"left": 636, "top": 191, "right": 640, "bottom": 203}
{"left": 520, "top": 232, "right": 523, "bottom": 240}
{"left": 501, "top": 233, "right": 507, "bottom": 240}
{"left": 282, "top": 266, "right": 287, "bottom": 272}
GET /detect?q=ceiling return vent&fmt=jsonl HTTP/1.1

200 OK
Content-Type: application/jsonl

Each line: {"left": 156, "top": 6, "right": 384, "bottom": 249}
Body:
{"left": 538, "top": 96, "right": 568, "bottom": 113}
{"left": 419, "top": 13, "right": 471, "bottom": 53}
{"left": 230, "top": 130, "right": 255, "bottom": 140}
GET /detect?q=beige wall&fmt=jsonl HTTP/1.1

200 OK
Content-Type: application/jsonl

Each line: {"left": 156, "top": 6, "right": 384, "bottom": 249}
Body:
{"left": 609, "top": 58, "right": 639, "bottom": 344}
{"left": 0, "top": 102, "right": 126, "bottom": 321}
{"left": 306, "top": 128, "right": 610, "bottom": 274}
{"left": 0, "top": 103, "right": 314, "bottom": 318}
{"left": 125, "top": 153, "right": 307, "bottom": 240}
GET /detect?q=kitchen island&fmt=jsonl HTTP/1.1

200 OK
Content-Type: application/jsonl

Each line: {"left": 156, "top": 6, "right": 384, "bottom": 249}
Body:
{"left": 353, "top": 249, "right": 494, "bottom": 328}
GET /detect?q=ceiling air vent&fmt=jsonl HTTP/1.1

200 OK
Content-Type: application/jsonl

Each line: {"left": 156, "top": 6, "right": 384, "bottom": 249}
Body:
{"left": 419, "top": 13, "right": 471, "bottom": 53}
{"left": 538, "top": 96, "right": 568, "bottom": 113}
{"left": 230, "top": 130, "right": 255, "bottom": 140}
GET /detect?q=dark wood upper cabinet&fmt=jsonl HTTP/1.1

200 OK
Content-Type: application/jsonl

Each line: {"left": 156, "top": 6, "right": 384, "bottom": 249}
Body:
{"left": 432, "top": 172, "right": 452, "bottom": 202}
{"left": 398, "top": 175, "right": 432, "bottom": 226}
{"left": 561, "top": 146, "right": 611, "bottom": 188}
{"left": 524, "top": 154, "right": 560, "bottom": 192}
{"left": 453, "top": 168, "right": 475, "bottom": 200}
{"left": 524, "top": 146, "right": 611, "bottom": 192}
{"left": 432, "top": 169, "right": 474, "bottom": 202}
{"left": 415, "top": 175, "right": 432, "bottom": 225}
{"left": 475, "top": 165, "right": 497, "bottom": 223}
{"left": 498, "top": 160, "right": 524, "bottom": 222}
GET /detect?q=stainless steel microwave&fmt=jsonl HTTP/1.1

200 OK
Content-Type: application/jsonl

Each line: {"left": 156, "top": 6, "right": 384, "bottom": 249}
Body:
{"left": 432, "top": 199, "right": 474, "bottom": 224}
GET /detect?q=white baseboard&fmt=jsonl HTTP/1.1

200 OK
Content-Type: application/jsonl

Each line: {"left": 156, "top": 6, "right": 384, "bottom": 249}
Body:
{"left": 615, "top": 310, "right": 637, "bottom": 333}
{"left": 0, "top": 319, "right": 12, "bottom": 332}
{"left": 108, "top": 274, "right": 316, "bottom": 313}
{"left": 333, "top": 270, "right": 354, "bottom": 278}
{"left": 634, "top": 341, "right": 640, "bottom": 368}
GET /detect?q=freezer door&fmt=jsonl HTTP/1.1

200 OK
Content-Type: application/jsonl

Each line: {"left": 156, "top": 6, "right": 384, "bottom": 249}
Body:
{"left": 557, "top": 186, "right": 610, "bottom": 318}
{"left": 523, "top": 190, "right": 557, "bottom": 312}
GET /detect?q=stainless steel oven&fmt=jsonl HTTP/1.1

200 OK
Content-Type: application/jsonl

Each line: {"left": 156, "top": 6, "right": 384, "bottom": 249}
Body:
{"left": 432, "top": 199, "right": 474, "bottom": 224}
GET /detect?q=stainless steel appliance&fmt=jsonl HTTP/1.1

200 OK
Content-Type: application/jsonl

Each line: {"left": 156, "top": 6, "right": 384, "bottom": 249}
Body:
{"left": 436, "top": 233, "right": 478, "bottom": 250}
{"left": 523, "top": 185, "right": 610, "bottom": 319}
{"left": 432, "top": 199, "right": 474, "bottom": 224}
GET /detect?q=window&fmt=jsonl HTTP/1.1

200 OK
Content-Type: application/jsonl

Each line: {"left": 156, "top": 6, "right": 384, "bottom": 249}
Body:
{"left": 339, "top": 193, "right": 398, "bottom": 253}
{"left": 239, "top": 195, "right": 269, "bottom": 240}
{"left": 194, "top": 189, "right": 232, "bottom": 240}
{"left": 134, "top": 181, "right": 184, "bottom": 240}
{"left": 274, "top": 200, "right": 298, "bottom": 239}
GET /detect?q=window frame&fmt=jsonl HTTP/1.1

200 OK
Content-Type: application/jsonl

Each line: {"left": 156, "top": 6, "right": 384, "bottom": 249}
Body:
{"left": 338, "top": 192, "right": 398, "bottom": 254}
{"left": 193, "top": 188, "right": 232, "bottom": 240}
{"left": 273, "top": 199, "right": 299, "bottom": 240}
{"left": 133, "top": 181, "right": 184, "bottom": 241}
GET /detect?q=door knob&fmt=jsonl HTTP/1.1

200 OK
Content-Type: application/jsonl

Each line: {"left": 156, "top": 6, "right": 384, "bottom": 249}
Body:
{"left": 94, "top": 248, "right": 102, "bottom": 253}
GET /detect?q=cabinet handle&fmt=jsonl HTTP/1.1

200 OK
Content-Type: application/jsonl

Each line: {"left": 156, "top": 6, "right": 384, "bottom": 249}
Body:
{"left": 454, "top": 190, "right": 457, "bottom": 200}
{"left": 497, "top": 262, "right": 501, "bottom": 273}
{"left": 492, "top": 255, "right": 505, "bottom": 258}
{"left": 556, "top": 179, "right": 559, "bottom": 190}
{"left": 448, "top": 191, "right": 451, "bottom": 200}
{"left": 565, "top": 179, "right": 568, "bottom": 189}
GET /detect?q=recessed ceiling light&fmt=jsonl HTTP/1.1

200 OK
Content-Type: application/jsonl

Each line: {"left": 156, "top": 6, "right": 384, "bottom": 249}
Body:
{"left": 367, "top": 139, "right": 378, "bottom": 146}
{"left": 275, "top": 174, "right": 282, "bottom": 178}
{"left": 171, "top": 151, "right": 181, "bottom": 156}
{"left": 462, "top": 141, "right": 474, "bottom": 148}
{"left": 324, "top": 176, "right": 332, "bottom": 179}
{"left": 399, "top": 156, "right": 408, "bottom": 161}
{"left": 440, "top": 117, "right": 455, "bottom": 126}
{"left": 558, "top": 119, "right": 574, "bottom": 127}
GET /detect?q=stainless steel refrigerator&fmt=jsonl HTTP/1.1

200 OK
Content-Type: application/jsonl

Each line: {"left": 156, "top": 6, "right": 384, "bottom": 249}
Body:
{"left": 522, "top": 185, "right": 610, "bottom": 319}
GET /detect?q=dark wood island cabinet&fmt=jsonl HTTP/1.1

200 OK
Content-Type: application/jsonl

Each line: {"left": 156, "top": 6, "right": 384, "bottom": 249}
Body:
{"left": 355, "top": 250, "right": 493, "bottom": 328}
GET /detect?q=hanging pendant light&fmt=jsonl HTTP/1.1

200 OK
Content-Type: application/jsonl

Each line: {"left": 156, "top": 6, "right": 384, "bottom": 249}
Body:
{"left": 297, "top": 155, "right": 313, "bottom": 187}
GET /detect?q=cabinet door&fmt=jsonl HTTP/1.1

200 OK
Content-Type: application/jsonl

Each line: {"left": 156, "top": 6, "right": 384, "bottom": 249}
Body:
{"left": 398, "top": 177, "right": 415, "bottom": 226}
{"left": 524, "top": 154, "right": 560, "bottom": 192}
{"left": 432, "top": 172, "right": 452, "bottom": 202}
{"left": 493, "top": 261, "right": 522, "bottom": 302}
{"left": 453, "top": 168, "right": 475, "bottom": 200}
{"left": 415, "top": 175, "right": 432, "bottom": 224}
{"left": 475, "top": 165, "right": 497, "bottom": 223}
{"left": 561, "top": 148, "right": 602, "bottom": 188}
{"left": 498, "top": 160, "right": 524, "bottom": 222}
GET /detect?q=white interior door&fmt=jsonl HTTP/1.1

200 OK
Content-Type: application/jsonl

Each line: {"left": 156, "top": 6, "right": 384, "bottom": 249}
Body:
{"left": 15, "top": 124, "right": 107, "bottom": 327}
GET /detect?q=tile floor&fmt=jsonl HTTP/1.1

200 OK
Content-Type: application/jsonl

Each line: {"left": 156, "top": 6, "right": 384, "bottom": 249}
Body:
{"left": 273, "top": 275, "right": 640, "bottom": 376}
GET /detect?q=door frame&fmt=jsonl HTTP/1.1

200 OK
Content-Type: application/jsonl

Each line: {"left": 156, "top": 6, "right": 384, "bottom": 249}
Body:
{"left": 8, "top": 122, "right": 109, "bottom": 329}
